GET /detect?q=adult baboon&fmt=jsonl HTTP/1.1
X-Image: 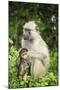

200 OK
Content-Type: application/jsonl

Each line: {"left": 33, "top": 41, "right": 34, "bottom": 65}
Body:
{"left": 21, "top": 21, "right": 50, "bottom": 78}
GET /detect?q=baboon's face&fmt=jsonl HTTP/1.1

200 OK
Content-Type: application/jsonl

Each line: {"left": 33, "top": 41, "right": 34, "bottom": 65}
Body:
{"left": 23, "top": 28, "right": 33, "bottom": 41}
{"left": 21, "top": 51, "right": 28, "bottom": 60}
{"left": 19, "top": 48, "right": 28, "bottom": 60}
{"left": 23, "top": 21, "right": 39, "bottom": 41}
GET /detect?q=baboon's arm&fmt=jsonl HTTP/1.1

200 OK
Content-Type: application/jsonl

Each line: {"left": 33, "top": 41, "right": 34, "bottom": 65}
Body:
{"left": 28, "top": 51, "right": 47, "bottom": 60}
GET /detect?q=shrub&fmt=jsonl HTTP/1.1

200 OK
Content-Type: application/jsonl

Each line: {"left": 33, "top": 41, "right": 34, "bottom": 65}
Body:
{"left": 8, "top": 46, "right": 58, "bottom": 89}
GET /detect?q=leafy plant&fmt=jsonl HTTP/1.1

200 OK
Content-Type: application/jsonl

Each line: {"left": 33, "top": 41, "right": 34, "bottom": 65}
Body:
{"left": 8, "top": 46, "right": 58, "bottom": 89}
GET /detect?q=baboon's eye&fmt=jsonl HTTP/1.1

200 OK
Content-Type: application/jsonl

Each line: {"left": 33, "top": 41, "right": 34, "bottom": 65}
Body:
{"left": 24, "top": 28, "right": 31, "bottom": 31}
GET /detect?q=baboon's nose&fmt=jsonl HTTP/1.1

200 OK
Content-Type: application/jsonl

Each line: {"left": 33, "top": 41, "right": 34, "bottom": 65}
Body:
{"left": 24, "top": 35, "right": 29, "bottom": 40}
{"left": 23, "top": 32, "right": 29, "bottom": 40}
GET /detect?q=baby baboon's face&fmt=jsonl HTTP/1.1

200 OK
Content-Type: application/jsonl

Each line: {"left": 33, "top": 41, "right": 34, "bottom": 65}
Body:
{"left": 20, "top": 48, "right": 28, "bottom": 60}
{"left": 21, "top": 52, "right": 28, "bottom": 60}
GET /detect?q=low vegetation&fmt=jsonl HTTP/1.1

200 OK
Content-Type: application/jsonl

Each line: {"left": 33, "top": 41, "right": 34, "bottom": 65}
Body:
{"left": 8, "top": 46, "right": 58, "bottom": 88}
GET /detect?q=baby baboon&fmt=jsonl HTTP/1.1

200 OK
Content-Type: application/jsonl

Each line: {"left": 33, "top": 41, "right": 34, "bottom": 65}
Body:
{"left": 17, "top": 48, "right": 30, "bottom": 79}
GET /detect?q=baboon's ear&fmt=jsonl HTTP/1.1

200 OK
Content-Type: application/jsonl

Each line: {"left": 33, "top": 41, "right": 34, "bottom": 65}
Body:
{"left": 36, "top": 25, "right": 39, "bottom": 31}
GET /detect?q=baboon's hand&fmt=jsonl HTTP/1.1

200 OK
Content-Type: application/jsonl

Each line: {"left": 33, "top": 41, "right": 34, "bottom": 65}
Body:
{"left": 28, "top": 50, "right": 46, "bottom": 60}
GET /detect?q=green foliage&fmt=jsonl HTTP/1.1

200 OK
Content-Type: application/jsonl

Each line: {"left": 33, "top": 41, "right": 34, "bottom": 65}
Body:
{"left": 8, "top": 46, "right": 58, "bottom": 89}
{"left": 49, "top": 49, "right": 58, "bottom": 74}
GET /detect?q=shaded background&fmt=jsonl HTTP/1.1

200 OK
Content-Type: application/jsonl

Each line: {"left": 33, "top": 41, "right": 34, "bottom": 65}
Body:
{"left": 9, "top": 1, "right": 58, "bottom": 50}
